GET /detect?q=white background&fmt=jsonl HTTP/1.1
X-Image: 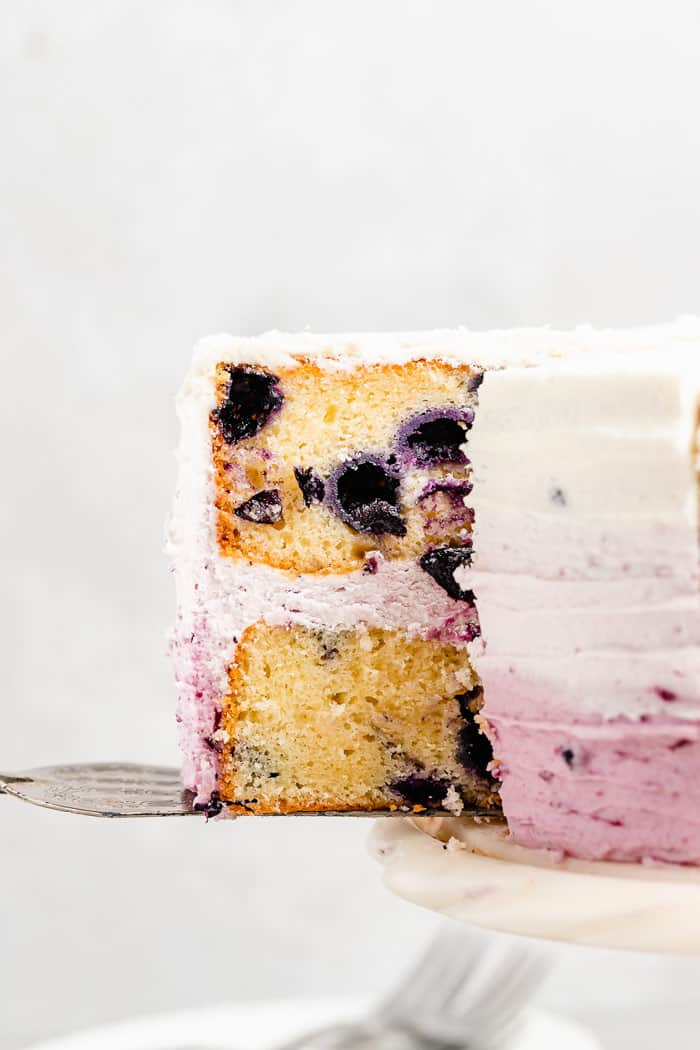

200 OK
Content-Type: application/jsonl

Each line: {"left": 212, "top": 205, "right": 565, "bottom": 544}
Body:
{"left": 2, "top": 2, "right": 700, "bottom": 1048}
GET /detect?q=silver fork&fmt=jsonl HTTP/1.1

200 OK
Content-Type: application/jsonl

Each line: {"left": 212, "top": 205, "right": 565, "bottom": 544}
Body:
{"left": 272, "top": 926, "right": 547, "bottom": 1050}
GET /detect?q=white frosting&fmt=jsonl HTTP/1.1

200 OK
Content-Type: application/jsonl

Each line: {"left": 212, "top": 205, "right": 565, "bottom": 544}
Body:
{"left": 370, "top": 817, "right": 700, "bottom": 954}
{"left": 202, "top": 559, "right": 468, "bottom": 638}
{"left": 190, "top": 318, "right": 700, "bottom": 374}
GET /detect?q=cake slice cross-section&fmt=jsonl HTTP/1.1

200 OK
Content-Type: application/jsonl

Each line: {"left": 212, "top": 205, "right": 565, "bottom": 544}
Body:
{"left": 169, "top": 323, "right": 700, "bottom": 862}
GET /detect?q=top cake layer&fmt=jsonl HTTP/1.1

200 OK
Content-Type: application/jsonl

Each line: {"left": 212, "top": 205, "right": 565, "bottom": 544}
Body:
{"left": 175, "top": 318, "right": 700, "bottom": 591}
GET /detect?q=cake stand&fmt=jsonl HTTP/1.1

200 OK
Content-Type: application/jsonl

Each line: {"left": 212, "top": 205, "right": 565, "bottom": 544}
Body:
{"left": 370, "top": 817, "right": 700, "bottom": 954}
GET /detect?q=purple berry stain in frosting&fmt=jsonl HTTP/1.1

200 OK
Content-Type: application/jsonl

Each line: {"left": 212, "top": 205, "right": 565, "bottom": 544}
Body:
{"left": 419, "top": 546, "right": 474, "bottom": 601}
{"left": 194, "top": 791, "right": 224, "bottom": 819}
{"left": 327, "top": 454, "right": 406, "bottom": 537}
{"left": 234, "top": 489, "right": 283, "bottom": 524}
{"left": 561, "top": 748, "right": 576, "bottom": 768}
{"left": 215, "top": 366, "right": 284, "bottom": 444}
{"left": 293, "top": 466, "right": 326, "bottom": 506}
{"left": 396, "top": 408, "right": 474, "bottom": 466}
{"left": 655, "top": 687, "right": 677, "bottom": 702}
{"left": 388, "top": 774, "right": 450, "bottom": 809}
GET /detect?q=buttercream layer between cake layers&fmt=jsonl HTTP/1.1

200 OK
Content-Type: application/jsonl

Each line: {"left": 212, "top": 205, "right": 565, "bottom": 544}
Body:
{"left": 170, "top": 322, "right": 700, "bottom": 860}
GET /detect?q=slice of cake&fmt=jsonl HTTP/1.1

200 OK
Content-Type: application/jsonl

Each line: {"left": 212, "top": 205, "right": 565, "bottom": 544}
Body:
{"left": 169, "top": 323, "right": 700, "bottom": 863}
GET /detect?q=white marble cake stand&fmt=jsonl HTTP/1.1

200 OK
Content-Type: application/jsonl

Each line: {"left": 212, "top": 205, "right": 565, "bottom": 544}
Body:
{"left": 370, "top": 817, "right": 700, "bottom": 954}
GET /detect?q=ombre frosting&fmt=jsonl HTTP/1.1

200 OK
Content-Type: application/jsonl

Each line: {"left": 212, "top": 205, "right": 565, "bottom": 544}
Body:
{"left": 464, "top": 339, "right": 700, "bottom": 863}
{"left": 170, "top": 320, "right": 700, "bottom": 862}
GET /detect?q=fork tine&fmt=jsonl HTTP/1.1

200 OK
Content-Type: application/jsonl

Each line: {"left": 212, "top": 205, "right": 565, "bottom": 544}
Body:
{"left": 377, "top": 926, "right": 484, "bottom": 1022}
{"left": 461, "top": 966, "right": 533, "bottom": 1031}
{"left": 472, "top": 951, "right": 545, "bottom": 1021}
{"left": 420, "top": 939, "right": 494, "bottom": 1016}
{"left": 471, "top": 998, "right": 534, "bottom": 1050}
{"left": 378, "top": 946, "right": 463, "bottom": 1022}
{"left": 456, "top": 951, "right": 547, "bottom": 1045}
{"left": 440, "top": 941, "right": 518, "bottom": 1007}
{"left": 376, "top": 930, "right": 446, "bottom": 1013}
{"left": 413, "top": 942, "right": 545, "bottom": 1046}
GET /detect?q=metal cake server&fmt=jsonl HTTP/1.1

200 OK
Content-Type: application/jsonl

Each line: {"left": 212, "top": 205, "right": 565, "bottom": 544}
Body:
{"left": 0, "top": 762, "right": 502, "bottom": 819}
{"left": 0, "top": 763, "right": 197, "bottom": 817}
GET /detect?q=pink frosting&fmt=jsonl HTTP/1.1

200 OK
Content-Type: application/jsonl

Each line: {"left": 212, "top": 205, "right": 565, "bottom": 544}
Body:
{"left": 488, "top": 695, "right": 700, "bottom": 864}
{"left": 170, "top": 611, "right": 220, "bottom": 804}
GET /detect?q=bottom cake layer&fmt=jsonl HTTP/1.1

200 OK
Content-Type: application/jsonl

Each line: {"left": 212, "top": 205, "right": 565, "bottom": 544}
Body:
{"left": 214, "top": 623, "right": 499, "bottom": 814}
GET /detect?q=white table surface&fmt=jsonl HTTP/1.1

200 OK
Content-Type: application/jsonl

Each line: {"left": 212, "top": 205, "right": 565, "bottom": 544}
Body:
{"left": 24, "top": 999, "right": 601, "bottom": 1050}
{"left": 2, "top": 2, "right": 700, "bottom": 1049}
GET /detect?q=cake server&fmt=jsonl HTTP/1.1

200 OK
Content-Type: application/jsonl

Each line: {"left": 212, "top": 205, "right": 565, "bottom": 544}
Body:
{"left": 0, "top": 762, "right": 502, "bottom": 819}
{"left": 0, "top": 763, "right": 195, "bottom": 818}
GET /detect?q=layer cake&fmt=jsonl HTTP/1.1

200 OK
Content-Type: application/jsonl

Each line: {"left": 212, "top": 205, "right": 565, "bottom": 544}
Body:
{"left": 169, "top": 322, "right": 700, "bottom": 863}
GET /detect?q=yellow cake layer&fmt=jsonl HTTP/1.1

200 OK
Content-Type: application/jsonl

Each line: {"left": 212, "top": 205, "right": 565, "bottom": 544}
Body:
{"left": 211, "top": 360, "right": 477, "bottom": 573}
{"left": 217, "top": 622, "right": 498, "bottom": 815}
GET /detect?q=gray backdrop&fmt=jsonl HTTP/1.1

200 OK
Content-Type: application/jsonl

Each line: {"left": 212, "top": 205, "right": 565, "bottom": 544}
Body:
{"left": 2, "top": 2, "right": 700, "bottom": 1048}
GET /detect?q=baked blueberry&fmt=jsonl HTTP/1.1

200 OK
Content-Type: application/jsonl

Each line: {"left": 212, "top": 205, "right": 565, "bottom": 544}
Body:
{"left": 418, "top": 479, "right": 473, "bottom": 502}
{"left": 294, "top": 466, "right": 326, "bottom": 506}
{"left": 234, "top": 489, "right": 283, "bottom": 524}
{"left": 215, "top": 366, "right": 284, "bottom": 444}
{"left": 455, "top": 699, "right": 494, "bottom": 778}
{"left": 417, "top": 480, "right": 473, "bottom": 534}
{"left": 327, "top": 454, "right": 406, "bottom": 537}
{"left": 456, "top": 686, "right": 483, "bottom": 716}
{"left": 419, "top": 546, "right": 474, "bottom": 600}
{"left": 313, "top": 629, "right": 341, "bottom": 661}
{"left": 396, "top": 408, "right": 474, "bottom": 466}
{"left": 387, "top": 774, "right": 450, "bottom": 809}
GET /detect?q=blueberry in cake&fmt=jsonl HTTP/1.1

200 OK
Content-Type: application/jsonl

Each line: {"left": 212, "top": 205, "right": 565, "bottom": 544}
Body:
{"left": 170, "top": 324, "right": 700, "bottom": 863}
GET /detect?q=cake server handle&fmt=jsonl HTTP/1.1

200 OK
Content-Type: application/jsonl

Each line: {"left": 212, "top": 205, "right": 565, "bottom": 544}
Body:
{"left": 0, "top": 762, "right": 198, "bottom": 817}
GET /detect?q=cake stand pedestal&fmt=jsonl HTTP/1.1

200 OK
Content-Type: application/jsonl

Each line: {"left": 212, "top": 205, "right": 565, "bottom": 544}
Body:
{"left": 370, "top": 817, "right": 700, "bottom": 954}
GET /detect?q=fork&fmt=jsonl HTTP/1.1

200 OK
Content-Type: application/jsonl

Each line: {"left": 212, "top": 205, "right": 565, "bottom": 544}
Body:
{"left": 271, "top": 926, "right": 547, "bottom": 1050}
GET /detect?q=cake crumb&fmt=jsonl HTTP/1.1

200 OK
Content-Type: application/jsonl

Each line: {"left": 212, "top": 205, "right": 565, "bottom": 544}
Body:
{"left": 443, "top": 785, "right": 464, "bottom": 815}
